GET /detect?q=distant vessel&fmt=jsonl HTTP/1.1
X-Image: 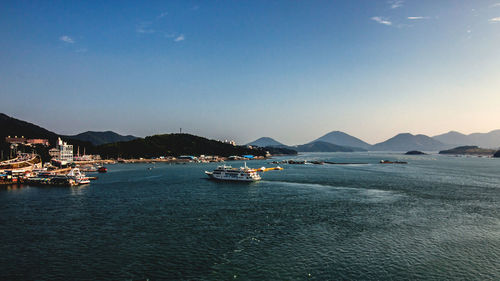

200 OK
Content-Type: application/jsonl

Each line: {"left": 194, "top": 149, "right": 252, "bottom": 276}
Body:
{"left": 205, "top": 163, "right": 261, "bottom": 182}
{"left": 98, "top": 166, "right": 107, "bottom": 173}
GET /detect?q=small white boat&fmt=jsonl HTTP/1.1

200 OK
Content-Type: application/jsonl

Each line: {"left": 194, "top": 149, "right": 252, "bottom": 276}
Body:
{"left": 67, "top": 168, "right": 90, "bottom": 185}
{"left": 205, "top": 162, "right": 261, "bottom": 182}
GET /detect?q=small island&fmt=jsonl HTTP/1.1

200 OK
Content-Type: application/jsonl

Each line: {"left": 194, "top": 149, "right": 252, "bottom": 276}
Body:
{"left": 439, "top": 146, "right": 496, "bottom": 156}
{"left": 405, "top": 150, "right": 426, "bottom": 155}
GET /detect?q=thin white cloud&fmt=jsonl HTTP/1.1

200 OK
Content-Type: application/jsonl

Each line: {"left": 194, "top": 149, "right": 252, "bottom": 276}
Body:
{"left": 407, "top": 16, "right": 428, "bottom": 20}
{"left": 371, "top": 17, "right": 392, "bottom": 26}
{"left": 136, "top": 21, "right": 155, "bottom": 34}
{"left": 75, "top": 48, "right": 88, "bottom": 53}
{"left": 489, "top": 17, "right": 500, "bottom": 23}
{"left": 59, "top": 35, "right": 75, "bottom": 43}
{"left": 491, "top": 3, "right": 500, "bottom": 7}
{"left": 157, "top": 12, "right": 168, "bottom": 19}
{"left": 388, "top": 0, "right": 404, "bottom": 9}
{"left": 174, "top": 34, "right": 185, "bottom": 42}
{"left": 137, "top": 13, "right": 185, "bottom": 41}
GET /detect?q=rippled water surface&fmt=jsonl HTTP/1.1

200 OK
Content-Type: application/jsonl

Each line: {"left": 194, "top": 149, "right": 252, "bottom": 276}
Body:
{"left": 1, "top": 152, "right": 500, "bottom": 280}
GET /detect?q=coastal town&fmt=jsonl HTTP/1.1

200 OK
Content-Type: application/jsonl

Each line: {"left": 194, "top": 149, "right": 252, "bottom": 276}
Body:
{"left": 0, "top": 135, "right": 269, "bottom": 187}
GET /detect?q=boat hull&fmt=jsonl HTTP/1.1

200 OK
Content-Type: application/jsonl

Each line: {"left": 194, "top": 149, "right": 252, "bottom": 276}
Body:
{"left": 205, "top": 171, "right": 260, "bottom": 182}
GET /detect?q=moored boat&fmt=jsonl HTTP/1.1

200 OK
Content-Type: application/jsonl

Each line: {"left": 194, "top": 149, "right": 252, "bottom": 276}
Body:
{"left": 25, "top": 168, "right": 90, "bottom": 186}
{"left": 67, "top": 168, "right": 90, "bottom": 185}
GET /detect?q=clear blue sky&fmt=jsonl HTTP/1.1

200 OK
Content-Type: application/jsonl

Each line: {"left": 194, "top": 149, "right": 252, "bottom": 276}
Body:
{"left": 1, "top": 0, "right": 499, "bottom": 145}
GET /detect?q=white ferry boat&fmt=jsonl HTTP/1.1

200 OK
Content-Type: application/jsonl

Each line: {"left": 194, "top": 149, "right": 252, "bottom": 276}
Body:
{"left": 205, "top": 163, "right": 261, "bottom": 182}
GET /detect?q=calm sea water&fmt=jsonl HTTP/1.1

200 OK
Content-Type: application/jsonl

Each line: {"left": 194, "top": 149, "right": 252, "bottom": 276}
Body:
{"left": 1, "top": 152, "right": 500, "bottom": 280}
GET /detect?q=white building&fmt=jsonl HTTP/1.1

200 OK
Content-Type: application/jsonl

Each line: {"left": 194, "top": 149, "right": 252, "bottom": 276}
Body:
{"left": 56, "top": 137, "right": 73, "bottom": 163}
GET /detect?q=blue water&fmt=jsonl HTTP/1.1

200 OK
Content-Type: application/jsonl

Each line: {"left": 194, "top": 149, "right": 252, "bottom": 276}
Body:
{"left": 1, "top": 152, "right": 500, "bottom": 280}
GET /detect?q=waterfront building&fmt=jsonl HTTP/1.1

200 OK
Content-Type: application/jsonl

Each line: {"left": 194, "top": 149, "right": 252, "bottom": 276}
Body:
{"left": 26, "top": 139, "right": 49, "bottom": 146}
{"left": 5, "top": 136, "right": 26, "bottom": 144}
{"left": 54, "top": 138, "right": 73, "bottom": 163}
{"left": 5, "top": 136, "right": 49, "bottom": 146}
{"left": 73, "top": 154, "right": 101, "bottom": 161}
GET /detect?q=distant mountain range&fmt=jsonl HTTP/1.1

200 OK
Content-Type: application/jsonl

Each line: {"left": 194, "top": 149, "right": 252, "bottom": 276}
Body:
{"left": 248, "top": 131, "right": 451, "bottom": 152}
{"left": 66, "top": 131, "right": 137, "bottom": 146}
{"left": 433, "top": 130, "right": 500, "bottom": 149}
{"left": 3, "top": 112, "right": 500, "bottom": 154}
{"left": 295, "top": 141, "right": 366, "bottom": 152}
{"left": 250, "top": 128, "right": 500, "bottom": 152}
{"left": 247, "top": 136, "right": 366, "bottom": 152}
{"left": 370, "top": 133, "right": 450, "bottom": 151}
{"left": 310, "top": 131, "right": 372, "bottom": 149}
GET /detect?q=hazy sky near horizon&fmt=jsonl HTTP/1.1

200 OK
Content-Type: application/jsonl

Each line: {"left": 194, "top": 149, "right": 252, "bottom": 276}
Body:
{"left": 1, "top": 0, "right": 500, "bottom": 145}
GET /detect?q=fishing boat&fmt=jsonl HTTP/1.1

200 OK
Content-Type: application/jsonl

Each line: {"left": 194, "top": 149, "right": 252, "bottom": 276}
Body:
{"left": 98, "top": 166, "right": 107, "bottom": 173}
{"left": 205, "top": 163, "right": 261, "bottom": 182}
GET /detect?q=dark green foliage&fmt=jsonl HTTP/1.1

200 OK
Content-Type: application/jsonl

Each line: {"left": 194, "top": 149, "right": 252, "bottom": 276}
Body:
{"left": 494, "top": 150, "right": 500, "bottom": 158}
{"left": 0, "top": 113, "right": 58, "bottom": 141}
{"left": 66, "top": 131, "right": 137, "bottom": 146}
{"left": 0, "top": 139, "right": 10, "bottom": 161}
{"left": 96, "top": 134, "right": 268, "bottom": 159}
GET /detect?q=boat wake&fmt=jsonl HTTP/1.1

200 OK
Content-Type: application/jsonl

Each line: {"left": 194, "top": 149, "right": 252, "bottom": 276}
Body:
{"left": 262, "top": 180, "right": 404, "bottom": 203}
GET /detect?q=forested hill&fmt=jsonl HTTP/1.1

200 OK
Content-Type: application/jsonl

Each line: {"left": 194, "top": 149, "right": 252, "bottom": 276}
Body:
{"left": 96, "top": 133, "right": 290, "bottom": 159}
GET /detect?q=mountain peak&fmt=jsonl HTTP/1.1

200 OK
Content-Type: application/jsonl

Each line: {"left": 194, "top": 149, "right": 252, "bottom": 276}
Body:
{"left": 246, "top": 137, "right": 285, "bottom": 147}
{"left": 395, "top": 133, "right": 414, "bottom": 137}
{"left": 371, "top": 133, "right": 448, "bottom": 151}
{"left": 311, "top": 130, "right": 371, "bottom": 149}
{"left": 433, "top": 130, "right": 500, "bottom": 148}
{"left": 296, "top": 141, "right": 366, "bottom": 152}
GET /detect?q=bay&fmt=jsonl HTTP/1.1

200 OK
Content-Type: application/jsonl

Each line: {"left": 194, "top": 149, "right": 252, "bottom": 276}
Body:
{"left": 1, "top": 152, "right": 500, "bottom": 280}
